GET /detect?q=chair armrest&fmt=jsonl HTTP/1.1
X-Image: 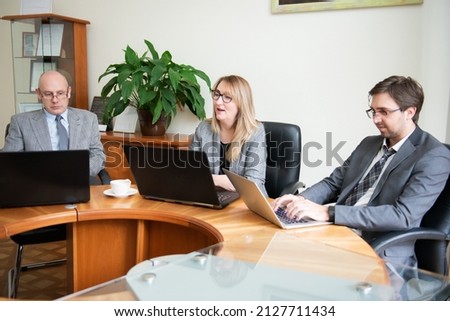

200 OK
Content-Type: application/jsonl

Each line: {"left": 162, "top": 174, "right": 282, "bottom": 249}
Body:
{"left": 370, "top": 227, "right": 448, "bottom": 254}
{"left": 98, "top": 168, "right": 112, "bottom": 185}
{"left": 280, "top": 181, "right": 306, "bottom": 196}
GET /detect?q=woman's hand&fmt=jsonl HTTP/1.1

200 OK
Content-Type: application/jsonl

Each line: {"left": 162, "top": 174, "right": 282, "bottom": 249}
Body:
{"left": 213, "top": 174, "right": 236, "bottom": 191}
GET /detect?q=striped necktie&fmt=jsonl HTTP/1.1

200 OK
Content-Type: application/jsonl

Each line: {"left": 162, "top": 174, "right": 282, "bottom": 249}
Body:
{"left": 345, "top": 146, "right": 396, "bottom": 206}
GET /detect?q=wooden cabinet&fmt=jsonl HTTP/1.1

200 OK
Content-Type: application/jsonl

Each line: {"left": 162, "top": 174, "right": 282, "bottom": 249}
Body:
{"left": 1, "top": 14, "right": 90, "bottom": 112}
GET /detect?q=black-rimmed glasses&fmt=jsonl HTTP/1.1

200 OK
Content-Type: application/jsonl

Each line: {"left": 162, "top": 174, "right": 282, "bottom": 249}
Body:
{"left": 366, "top": 108, "right": 401, "bottom": 119}
{"left": 212, "top": 90, "right": 232, "bottom": 103}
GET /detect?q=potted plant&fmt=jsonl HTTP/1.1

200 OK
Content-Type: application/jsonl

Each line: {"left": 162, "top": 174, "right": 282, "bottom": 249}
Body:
{"left": 98, "top": 39, "right": 211, "bottom": 135}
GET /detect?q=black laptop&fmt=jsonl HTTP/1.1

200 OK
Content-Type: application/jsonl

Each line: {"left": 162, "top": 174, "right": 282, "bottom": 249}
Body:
{"left": 123, "top": 145, "right": 239, "bottom": 209}
{"left": 0, "top": 150, "right": 90, "bottom": 208}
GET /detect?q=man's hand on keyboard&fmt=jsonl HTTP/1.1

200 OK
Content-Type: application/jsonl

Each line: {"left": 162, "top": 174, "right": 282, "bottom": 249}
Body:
{"left": 271, "top": 194, "right": 330, "bottom": 222}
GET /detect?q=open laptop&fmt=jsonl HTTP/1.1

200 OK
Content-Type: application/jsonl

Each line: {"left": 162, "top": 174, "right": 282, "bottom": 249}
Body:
{"left": 223, "top": 169, "right": 331, "bottom": 229}
{"left": 123, "top": 145, "right": 239, "bottom": 209}
{"left": 0, "top": 150, "right": 90, "bottom": 208}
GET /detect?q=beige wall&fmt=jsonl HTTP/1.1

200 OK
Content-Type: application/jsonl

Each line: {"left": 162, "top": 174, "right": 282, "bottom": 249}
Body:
{"left": 1, "top": 0, "right": 449, "bottom": 184}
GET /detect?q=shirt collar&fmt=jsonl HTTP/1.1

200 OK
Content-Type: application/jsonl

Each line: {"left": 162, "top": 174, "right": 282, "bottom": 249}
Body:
{"left": 43, "top": 108, "right": 69, "bottom": 121}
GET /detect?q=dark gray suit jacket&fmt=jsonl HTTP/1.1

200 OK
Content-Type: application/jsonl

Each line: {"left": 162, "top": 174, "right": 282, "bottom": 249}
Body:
{"left": 301, "top": 127, "right": 450, "bottom": 266}
{"left": 3, "top": 107, "right": 105, "bottom": 177}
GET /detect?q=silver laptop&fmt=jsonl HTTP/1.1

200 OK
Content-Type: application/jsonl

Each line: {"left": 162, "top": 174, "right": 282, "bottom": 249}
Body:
{"left": 223, "top": 169, "right": 331, "bottom": 229}
{"left": 124, "top": 145, "right": 239, "bottom": 209}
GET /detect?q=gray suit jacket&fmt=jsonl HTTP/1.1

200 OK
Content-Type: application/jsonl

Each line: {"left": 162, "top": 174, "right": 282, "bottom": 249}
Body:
{"left": 190, "top": 121, "right": 268, "bottom": 196}
{"left": 3, "top": 107, "right": 105, "bottom": 177}
{"left": 301, "top": 127, "right": 450, "bottom": 266}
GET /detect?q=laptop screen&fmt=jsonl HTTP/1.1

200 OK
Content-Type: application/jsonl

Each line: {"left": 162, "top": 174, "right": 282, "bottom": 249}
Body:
{"left": 0, "top": 150, "right": 90, "bottom": 208}
{"left": 123, "top": 145, "right": 236, "bottom": 208}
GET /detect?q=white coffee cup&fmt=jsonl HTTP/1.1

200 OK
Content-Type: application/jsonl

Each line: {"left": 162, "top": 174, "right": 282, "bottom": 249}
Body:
{"left": 110, "top": 179, "right": 131, "bottom": 196}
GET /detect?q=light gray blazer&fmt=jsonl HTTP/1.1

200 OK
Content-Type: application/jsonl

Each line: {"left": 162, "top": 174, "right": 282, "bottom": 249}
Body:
{"left": 301, "top": 127, "right": 450, "bottom": 266}
{"left": 3, "top": 107, "right": 105, "bottom": 177}
{"left": 190, "top": 121, "right": 268, "bottom": 196}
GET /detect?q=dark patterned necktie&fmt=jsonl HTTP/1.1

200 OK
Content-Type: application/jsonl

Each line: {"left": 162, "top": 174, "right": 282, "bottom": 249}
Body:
{"left": 55, "top": 115, "right": 69, "bottom": 150}
{"left": 345, "top": 146, "right": 396, "bottom": 206}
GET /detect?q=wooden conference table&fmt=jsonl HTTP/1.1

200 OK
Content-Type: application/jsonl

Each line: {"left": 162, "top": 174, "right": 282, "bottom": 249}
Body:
{"left": 0, "top": 185, "right": 389, "bottom": 298}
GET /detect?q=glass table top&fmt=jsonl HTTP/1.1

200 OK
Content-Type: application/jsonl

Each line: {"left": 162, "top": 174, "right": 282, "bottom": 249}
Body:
{"left": 61, "top": 232, "right": 450, "bottom": 301}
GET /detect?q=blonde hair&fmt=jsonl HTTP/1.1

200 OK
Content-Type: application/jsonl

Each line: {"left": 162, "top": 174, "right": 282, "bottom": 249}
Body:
{"left": 210, "top": 75, "right": 260, "bottom": 162}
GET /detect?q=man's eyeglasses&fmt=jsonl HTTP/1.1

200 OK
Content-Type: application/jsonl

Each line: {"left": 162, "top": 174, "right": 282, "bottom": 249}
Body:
{"left": 40, "top": 90, "right": 68, "bottom": 100}
{"left": 365, "top": 108, "right": 401, "bottom": 119}
{"left": 212, "top": 90, "right": 232, "bottom": 103}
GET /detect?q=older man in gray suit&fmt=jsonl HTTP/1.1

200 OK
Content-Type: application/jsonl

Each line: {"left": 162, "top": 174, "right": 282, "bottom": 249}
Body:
{"left": 3, "top": 70, "right": 105, "bottom": 179}
{"left": 272, "top": 75, "right": 450, "bottom": 269}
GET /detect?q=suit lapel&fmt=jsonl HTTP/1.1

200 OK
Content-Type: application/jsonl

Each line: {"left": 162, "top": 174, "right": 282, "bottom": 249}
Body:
{"left": 30, "top": 111, "right": 52, "bottom": 150}
{"left": 67, "top": 108, "right": 81, "bottom": 149}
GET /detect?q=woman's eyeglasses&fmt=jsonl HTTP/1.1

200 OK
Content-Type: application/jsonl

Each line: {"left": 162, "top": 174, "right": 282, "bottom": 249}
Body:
{"left": 212, "top": 90, "right": 232, "bottom": 103}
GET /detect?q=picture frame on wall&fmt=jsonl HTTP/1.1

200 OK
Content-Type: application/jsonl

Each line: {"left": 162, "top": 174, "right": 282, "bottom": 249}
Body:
{"left": 22, "top": 32, "right": 39, "bottom": 57}
{"left": 271, "top": 0, "right": 423, "bottom": 14}
{"left": 18, "top": 102, "right": 42, "bottom": 113}
{"left": 30, "top": 61, "right": 57, "bottom": 92}
{"left": 36, "top": 24, "right": 64, "bottom": 56}
{"left": 90, "top": 96, "right": 112, "bottom": 131}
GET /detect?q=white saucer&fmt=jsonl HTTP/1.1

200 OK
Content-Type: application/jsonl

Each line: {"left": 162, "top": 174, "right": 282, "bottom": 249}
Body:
{"left": 104, "top": 188, "right": 138, "bottom": 198}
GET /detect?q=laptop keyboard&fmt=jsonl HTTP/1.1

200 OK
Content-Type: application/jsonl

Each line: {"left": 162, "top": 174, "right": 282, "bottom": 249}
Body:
{"left": 275, "top": 207, "right": 309, "bottom": 224}
{"left": 218, "top": 192, "right": 232, "bottom": 202}
{"left": 217, "top": 190, "right": 240, "bottom": 205}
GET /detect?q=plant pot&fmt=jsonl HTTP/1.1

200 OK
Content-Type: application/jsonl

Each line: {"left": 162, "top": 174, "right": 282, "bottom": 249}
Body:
{"left": 137, "top": 110, "right": 167, "bottom": 136}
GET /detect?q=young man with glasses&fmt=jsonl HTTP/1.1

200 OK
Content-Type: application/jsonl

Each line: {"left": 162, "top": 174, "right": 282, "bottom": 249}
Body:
{"left": 3, "top": 70, "right": 105, "bottom": 179}
{"left": 272, "top": 75, "right": 450, "bottom": 269}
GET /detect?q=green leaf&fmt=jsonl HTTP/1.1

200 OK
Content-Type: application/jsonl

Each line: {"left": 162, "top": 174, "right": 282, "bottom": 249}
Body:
{"left": 117, "top": 68, "right": 133, "bottom": 84}
{"left": 102, "top": 90, "right": 128, "bottom": 123}
{"left": 98, "top": 64, "right": 118, "bottom": 82}
{"left": 144, "top": 39, "right": 159, "bottom": 60}
{"left": 161, "top": 87, "right": 176, "bottom": 108}
{"left": 161, "top": 97, "right": 175, "bottom": 118}
{"left": 121, "top": 80, "right": 134, "bottom": 101}
{"left": 150, "top": 65, "right": 167, "bottom": 85}
{"left": 193, "top": 69, "right": 211, "bottom": 89}
{"left": 124, "top": 46, "right": 140, "bottom": 67}
{"left": 183, "top": 84, "right": 206, "bottom": 119}
{"left": 139, "top": 89, "right": 157, "bottom": 106}
{"left": 179, "top": 64, "right": 211, "bottom": 90}
{"left": 100, "top": 76, "right": 118, "bottom": 98}
{"left": 160, "top": 51, "right": 172, "bottom": 65}
{"left": 168, "top": 68, "right": 181, "bottom": 90}
{"left": 152, "top": 99, "right": 163, "bottom": 124}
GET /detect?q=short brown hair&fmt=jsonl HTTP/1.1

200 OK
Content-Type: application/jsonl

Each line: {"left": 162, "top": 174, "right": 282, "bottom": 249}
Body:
{"left": 369, "top": 75, "right": 424, "bottom": 123}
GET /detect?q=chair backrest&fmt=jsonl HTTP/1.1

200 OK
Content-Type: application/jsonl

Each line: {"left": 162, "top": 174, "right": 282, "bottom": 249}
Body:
{"left": 415, "top": 144, "right": 450, "bottom": 274}
{"left": 263, "top": 121, "right": 302, "bottom": 198}
{"left": 4, "top": 123, "right": 10, "bottom": 138}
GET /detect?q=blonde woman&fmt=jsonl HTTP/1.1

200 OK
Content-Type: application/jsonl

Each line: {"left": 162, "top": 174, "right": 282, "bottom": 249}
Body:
{"left": 190, "top": 75, "right": 267, "bottom": 196}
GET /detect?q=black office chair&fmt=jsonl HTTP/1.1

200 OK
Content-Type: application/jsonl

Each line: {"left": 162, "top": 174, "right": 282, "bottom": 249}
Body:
{"left": 4, "top": 123, "right": 111, "bottom": 298}
{"left": 371, "top": 144, "right": 450, "bottom": 276}
{"left": 263, "top": 121, "right": 305, "bottom": 198}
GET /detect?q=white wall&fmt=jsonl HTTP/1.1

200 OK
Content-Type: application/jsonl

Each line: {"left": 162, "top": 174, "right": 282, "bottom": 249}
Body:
{"left": 1, "top": 0, "right": 449, "bottom": 185}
